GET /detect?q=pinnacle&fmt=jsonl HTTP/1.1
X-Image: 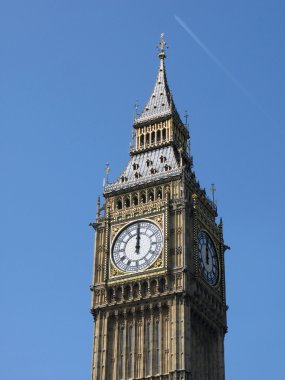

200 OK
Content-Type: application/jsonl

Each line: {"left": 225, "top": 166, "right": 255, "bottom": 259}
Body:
{"left": 134, "top": 35, "right": 180, "bottom": 126}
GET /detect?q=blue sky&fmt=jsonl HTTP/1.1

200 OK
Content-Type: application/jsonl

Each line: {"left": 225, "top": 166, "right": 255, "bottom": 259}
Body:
{"left": 1, "top": 1, "right": 284, "bottom": 379}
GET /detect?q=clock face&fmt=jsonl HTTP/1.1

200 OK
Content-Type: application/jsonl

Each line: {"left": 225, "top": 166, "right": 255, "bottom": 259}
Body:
{"left": 112, "top": 220, "right": 163, "bottom": 273}
{"left": 198, "top": 231, "right": 219, "bottom": 286}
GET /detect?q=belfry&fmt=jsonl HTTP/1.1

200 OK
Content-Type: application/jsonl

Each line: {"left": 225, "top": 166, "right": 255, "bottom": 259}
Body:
{"left": 90, "top": 34, "right": 228, "bottom": 380}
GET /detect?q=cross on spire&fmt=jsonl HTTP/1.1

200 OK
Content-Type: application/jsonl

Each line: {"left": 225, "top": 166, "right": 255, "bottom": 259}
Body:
{"left": 158, "top": 32, "right": 168, "bottom": 59}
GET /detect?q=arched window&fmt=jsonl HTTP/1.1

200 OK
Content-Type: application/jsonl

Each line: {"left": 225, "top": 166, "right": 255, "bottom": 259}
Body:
{"left": 150, "top": 279, "right": 157, "bottom": 295}
{"left": 141, "top": 282, "right": 148, "bottom": 297}
{"left": 146, "top": 133, "right": 150, "bottom": 145}
{"left": 133, "top": 283, "right": 139, "bottom": 298}
{"left": 151, "top": 131, "right": 155, "bottom": 144}
{"left": 120, "top": 176, "right": 128, "bottom": 183}
{"left": 133, "top": 194, "right": 138, "bottom": 206}
{"left": 162, "top": 128, "right": 166, "bottom": 141}
{"left": 140, "top": 134, "right": 144, "bottom": 147}
{"left": 141, "top": 192, "right": 146, "bottom": 203}
{"left": 157, "top": 130, "right": 161, "bottom": 142}
{"left": 159, "top": 278, "right": 166, "bottom": 293}
{"left": 156, "top": 187, "right": 162, "bottom": 199}
{"left": 117, "top": 199, "right": 123, "bottom": 210}
{"left": 148, "top": 190, "right": 154, "bottom": 201}
{"left": 124, "top": 196, "right": 130, "bottom": 208}
{"left": 116, "top": 287, "right": 122, "bottom": 301}
{"left": 124, "top": 285, "right": 130, "bottom": 300}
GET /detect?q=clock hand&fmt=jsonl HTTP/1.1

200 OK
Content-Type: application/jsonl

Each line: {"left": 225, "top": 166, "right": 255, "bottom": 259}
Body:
{"left": 206, "top": 239, "right": 209, "bottom": 265}
{"left": 135, "top": 223, "right": 140, "bottom": 254}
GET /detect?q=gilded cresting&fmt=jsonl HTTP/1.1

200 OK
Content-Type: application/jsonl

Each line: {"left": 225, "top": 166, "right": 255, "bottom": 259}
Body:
{"left": 90, "top": 34, "right": 228, "bottom": 380}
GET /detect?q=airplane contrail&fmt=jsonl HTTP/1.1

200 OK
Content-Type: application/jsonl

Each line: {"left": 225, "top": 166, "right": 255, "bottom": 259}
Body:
{"left": 174, "top": 15, "right": 281, "bottom": 131}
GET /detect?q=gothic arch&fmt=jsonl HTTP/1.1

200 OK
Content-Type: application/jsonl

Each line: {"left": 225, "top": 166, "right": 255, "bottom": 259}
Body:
{"left": 141, "top": 281, "right": 148, "bottom": 297}
{"left": 124, "top": 195, "right": 130, "bottom": 208}
{"left": 148, "top": 189, "right": 154, "bottom": 201}
{"left": 141, "top": 191, "right": 146, "bottom": 203}
{"left": 150, "top": 279, "right": 157, "bottom": 295}
{"left": 117, "top": 198, "right": 123, "bottom": 210}
{"left": 133, "top": 193, "right": 139, "bottom": 206}
{"left": 151, "top": 131, "right": 155, "bottom": 144}
{"left": 157, "top": 129, "right": 161, "bottom": 142}
{"left": 156, "top": 186, "right": 163, "bottom": 199}
{"left": 145, "top": 133, "right": 150, "bottom": 145}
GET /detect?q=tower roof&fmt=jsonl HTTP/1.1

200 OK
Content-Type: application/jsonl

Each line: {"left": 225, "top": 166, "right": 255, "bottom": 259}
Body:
{"left": 104, "top": 145, "right": 181, "bottom": 194}
{"left": 134, "top": 34, "right": 181, "bottom": 126}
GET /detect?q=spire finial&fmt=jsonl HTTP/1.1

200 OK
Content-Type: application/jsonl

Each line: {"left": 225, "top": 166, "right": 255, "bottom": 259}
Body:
{"left": 105, "top": 162, "right": 110, "bottom": 183}
{"left": 158, "top": 32, "right": 167, "bottom": 59}
{"left": 184, "top": 110, "right": 189, "bottom": 128}
{"left": 211, "top": 183, "right": 216, "bottom": 205}
{"left": 134, "top": 99, "right": 139, "bottom": 119}
{"left": 103, "top": 162, "right": 110, "bottom": 188}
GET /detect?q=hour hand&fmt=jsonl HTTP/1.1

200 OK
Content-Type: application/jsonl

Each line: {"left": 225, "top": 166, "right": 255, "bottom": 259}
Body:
{"left": 135, "top": 223, "right": 140, "bottom": 253}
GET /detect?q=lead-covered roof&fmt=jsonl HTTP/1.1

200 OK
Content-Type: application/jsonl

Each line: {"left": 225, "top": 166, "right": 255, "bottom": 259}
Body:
{"left": 104, "top": 146, "right": 181, "bottom": 193}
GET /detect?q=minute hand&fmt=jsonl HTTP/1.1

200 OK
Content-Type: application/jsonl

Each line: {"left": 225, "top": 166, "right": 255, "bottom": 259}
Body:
{"left": 135, "top": 223, "right": 140, "bottom": 253}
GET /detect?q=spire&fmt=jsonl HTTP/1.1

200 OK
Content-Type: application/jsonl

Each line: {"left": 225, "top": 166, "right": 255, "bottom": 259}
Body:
{"left": 134, "top": 33, "right": 180, "bottom": 126}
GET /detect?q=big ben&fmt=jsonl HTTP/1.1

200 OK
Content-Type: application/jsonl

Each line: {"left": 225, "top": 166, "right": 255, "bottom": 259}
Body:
{"left": 90, "top": 34, "right": 229, "bottom": 380}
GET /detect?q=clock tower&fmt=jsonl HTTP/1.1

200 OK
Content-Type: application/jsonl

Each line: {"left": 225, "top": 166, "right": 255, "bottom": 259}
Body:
{"left": 90, "top": 34, "right": 228, "bottom": 380}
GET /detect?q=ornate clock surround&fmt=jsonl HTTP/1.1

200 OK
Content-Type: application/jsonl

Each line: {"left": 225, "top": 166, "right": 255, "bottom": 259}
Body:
{"left": 108, "top": 212, "right": 168, "bottom": 283}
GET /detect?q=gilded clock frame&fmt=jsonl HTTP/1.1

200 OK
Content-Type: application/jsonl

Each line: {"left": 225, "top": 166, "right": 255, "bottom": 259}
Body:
{"left": 108, "top": 213, "right": 167, "bottom": 284}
